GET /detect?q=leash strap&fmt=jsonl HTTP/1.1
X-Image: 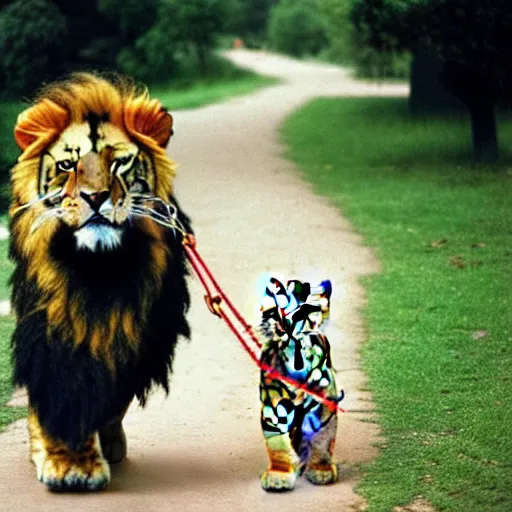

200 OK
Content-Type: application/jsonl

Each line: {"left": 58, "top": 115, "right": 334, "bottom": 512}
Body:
{"left": 182, "top": 235, "right": 345, "bottom": 414}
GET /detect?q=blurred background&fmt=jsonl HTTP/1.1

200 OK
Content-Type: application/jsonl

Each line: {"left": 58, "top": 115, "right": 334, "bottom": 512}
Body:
{"left": 1, "top": 0, "right": 511, "bottom": 174}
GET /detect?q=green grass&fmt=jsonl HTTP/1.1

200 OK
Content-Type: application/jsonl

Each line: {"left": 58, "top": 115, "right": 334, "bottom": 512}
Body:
{"left": 0, "top": 234, "right": 22, "bottom": 427}
{"left": 0, "top": 103, "right": 23, "bottom": 427}
{"left": 282, "top": 98, "right": 512, "bottom": 512}
{"left": 0, "top": 315, "right": 25, "bottom": 428}
{"left": 0, "top": 100, "right": 21, "bottom": 423}
{"left": 0, "top": 102, "right": 24, "bottom": 210}
{"left": 152, "top": 73, "right": 276, "bottom": 110}
{"left": 0, "top": 102, "right": 23, "bottom": 161}
{"left": 151, "top": 53, "right": 278, "bottom": 110}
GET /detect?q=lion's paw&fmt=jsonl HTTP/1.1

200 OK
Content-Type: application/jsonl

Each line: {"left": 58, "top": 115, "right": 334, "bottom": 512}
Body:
{"left": 260, "top": 470, "right": 297, "bottom": 492}
{"left": 304, "top": 463, "right": 338, "bottom": 485}
{"left": 100, "top": 422, "right": 127, "bottom": 464}
{"left": 40, "top": 454, "right": 110, "bottom": 492}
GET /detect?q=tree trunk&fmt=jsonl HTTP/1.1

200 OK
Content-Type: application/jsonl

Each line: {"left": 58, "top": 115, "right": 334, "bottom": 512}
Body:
{"left": 440, "top": 61, "right": 499, "bottom": 163}
{"left": 468, "top": 100, "right": 498, "bottom": 163}
{"left": 409, "top": 51, "right": 463, "bottom": 115}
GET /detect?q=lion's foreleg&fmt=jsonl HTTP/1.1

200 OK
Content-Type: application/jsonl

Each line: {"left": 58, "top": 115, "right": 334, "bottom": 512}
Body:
{"left": 28, "top": 407, "right": 110, "bottom": 491}
{"left": 99, "top": 401, "right": 131, "bottom": 464}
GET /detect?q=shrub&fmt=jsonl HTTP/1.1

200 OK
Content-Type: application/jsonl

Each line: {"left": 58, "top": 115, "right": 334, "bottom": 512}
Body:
{"left": 267, "top": 0, "right": 327, "bottom": 57}
{"left": 0, "top": 0, "right": 68, "bottom": 95}
{"left": 117, "top": 26, "right": 179, "bottom": 84}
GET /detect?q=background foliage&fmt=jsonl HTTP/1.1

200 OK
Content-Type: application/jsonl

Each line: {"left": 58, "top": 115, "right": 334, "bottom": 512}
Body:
{"left": 267, "top": 0, "right": 327, "bottom": 57}
{"left": 0, "top": 0, "right": 236, "bottom": 95}
{"left": 0, "top": 0, "right": 68, "bottom": 94}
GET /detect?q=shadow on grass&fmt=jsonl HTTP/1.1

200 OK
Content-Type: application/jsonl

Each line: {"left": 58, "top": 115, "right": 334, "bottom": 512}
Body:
{"left": 328, "top": 97, "right": 512, "bottom": 170}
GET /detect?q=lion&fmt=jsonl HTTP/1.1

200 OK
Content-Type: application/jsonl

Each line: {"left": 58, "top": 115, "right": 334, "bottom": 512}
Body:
{"left": 8, "top": 73, "right": 191, "bottom": 491}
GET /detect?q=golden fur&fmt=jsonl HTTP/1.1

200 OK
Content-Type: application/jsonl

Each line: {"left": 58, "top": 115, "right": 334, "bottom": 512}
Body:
{"left": 10, "top": 74, "right": 174, "bottom": 368}
{"left": 10, "top": 73, "right": 192, "bottom": 491}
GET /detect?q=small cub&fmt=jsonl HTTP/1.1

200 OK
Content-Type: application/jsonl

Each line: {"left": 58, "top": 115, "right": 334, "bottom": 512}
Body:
{"left": 258, "top": 277, "right": 342, "bottom": 491}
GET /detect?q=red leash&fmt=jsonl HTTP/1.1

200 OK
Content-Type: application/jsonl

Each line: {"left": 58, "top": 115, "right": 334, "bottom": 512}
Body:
{"left": 182, "top": 235, "right": 345, "bottom": 414}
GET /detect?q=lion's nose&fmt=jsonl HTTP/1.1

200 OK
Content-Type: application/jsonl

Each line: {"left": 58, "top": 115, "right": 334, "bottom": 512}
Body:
{"left": 81, "top": 191, "right": 110, "bottom": 211}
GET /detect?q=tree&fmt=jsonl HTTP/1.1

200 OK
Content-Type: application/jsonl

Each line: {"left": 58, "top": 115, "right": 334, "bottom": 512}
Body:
{"left": 98, "top": 0, "right": 159, "bottom": 43}
{"left": 223, "top": 0, "right": 279, "bottom": 46}
{"left": 268, "top": 0, "right": 328, "bottom": 57}
{"left": 351, "top": 0, "right": 512, "bottom": 162}
{"left": 0, "top": 0, "right": 68, "bottom": 95}
{"left": 97, "top": 0, "right": 161, "bottom": 78}
{"left": 155, "top": 0, "right": 224, "bottom": 75}
{"left": 116, "top": 0, "right": 224, "bottom": 81}
{"left": 0, "top": 0, "right": 233, "bottom": 94}
{"left": 319, "top": 0, "right": 410, "bottom": 78}
{"left": 116, "top": 20, "right": 180, "bottom": 84}
{"left": 318, "top": 0, "right": 353, "bottom": 63}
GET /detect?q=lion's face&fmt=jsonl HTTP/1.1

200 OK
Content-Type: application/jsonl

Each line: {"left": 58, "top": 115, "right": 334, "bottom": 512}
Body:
{"left": 11, "top": 74, "right": 176, "bottom": 253}
{"left": 9, "top": 74, "right": 189, "bottom": 383}
{"left": 40, "top": 118, "right": 157, "bottom": 251}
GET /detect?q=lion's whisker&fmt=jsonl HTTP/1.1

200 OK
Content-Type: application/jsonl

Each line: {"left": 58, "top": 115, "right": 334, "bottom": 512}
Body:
{"left": 129, "top": 207, "right": 187, "bottom": 235}
{"left": 130, "top": 194, "right": 178, "bottom": 219}
{"left": 13, "top": 189, "right": 62, "bottom": 215}
{"left": 129, "top": 203, "right": 174, "bottom": 222}
{"left": 30, "top": 208, "right": 66, "bottom": 234}
{"left": 130, "top": 206, "right": 171, "bottom": 223}
{"left": 129, "top": 208, "right": 175, "bottom": 227}
{"left": 131, "top": 205, "right": 186, "bottom": 234}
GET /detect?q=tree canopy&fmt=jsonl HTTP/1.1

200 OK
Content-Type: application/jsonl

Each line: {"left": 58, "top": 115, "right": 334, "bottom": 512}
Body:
{"left": 351, "top": 0, "right": 512, "bottom": 161}
{"left": 0, "top": 0, "right": 67, "bottom": 94}
{"left": 0, "top": 0, "right": 225, "bottom": 95}
{"left": 267, "top": 0, "right": 327, "bottom": 57}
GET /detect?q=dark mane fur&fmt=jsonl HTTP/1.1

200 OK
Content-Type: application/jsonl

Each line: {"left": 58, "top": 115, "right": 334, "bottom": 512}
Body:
{"left": 10, "top": 198, "right": 192, "bottom": 449}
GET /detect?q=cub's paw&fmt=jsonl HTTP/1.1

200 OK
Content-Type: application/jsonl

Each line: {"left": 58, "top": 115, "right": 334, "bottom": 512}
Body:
{"left": 304, "top": 463, "right": 338, "bottom": 485}
{"left": 261, "top": 470, "right": 297, "bottom": 492}
{"left": 40, "top": 454, "right": 110, "bottom": 492}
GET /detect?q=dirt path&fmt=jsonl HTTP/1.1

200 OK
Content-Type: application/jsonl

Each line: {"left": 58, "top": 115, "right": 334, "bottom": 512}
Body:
{"left": 0, "top": 51, "right": 408, "bottom": 511}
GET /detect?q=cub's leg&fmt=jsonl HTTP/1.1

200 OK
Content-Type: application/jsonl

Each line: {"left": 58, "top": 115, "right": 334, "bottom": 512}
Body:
{"left": 99, "top": 403, "right": 131, "bottom": 464}
{"left": 303, "top": 413, "right": 338, "bottom": 485}
{"left": 260, "top": 376, "right": 300, "bottom": 490}
{"left": 261, "top": 432, "right": 301, "bottom": 491}
{"left": 28, "top": 408, "right": 110, "bottom": 491}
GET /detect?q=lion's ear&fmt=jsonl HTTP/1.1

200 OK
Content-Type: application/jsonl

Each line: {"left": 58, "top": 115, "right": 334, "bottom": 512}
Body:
{"left": 124, "top": 96, "right": 173, "bottom": 149}
{"left": 14, "top": 99, "right": 69, "bottom": 161}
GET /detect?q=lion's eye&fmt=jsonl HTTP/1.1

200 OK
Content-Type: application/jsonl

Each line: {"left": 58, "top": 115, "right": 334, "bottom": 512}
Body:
{"left": 111, "top": 155, "right": 135, "bottom": 174}
{"left": 130, "top": 178, "right": 149, "bottom": 194}
{"left": 118, "top": 155, "right": 133, "bottom": 165}
{"left": 56, "top": 159, "right": 75, "bottom": 172}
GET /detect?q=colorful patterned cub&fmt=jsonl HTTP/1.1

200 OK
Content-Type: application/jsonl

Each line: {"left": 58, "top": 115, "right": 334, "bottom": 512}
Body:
{"left": 258, "top": 277, "right": 341, "bottom": 491}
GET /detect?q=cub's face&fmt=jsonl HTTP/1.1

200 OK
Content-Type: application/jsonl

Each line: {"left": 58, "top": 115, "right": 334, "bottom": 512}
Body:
{"left": 36, "top": 117, "right": 157, "bottom": 251}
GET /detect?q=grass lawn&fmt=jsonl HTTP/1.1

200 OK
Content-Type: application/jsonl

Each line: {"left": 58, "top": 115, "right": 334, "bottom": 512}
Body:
{"left": 152, "top": 74, "right": 277, "bottom": 111}
{"left": 0, "top": 102, "right": 25, "bottom": 428}
{"left": 282, "top": 98, "right": 512, "bottom": 512}
{"left": 0, "top": 59, "right": 276, "bottom": 430}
